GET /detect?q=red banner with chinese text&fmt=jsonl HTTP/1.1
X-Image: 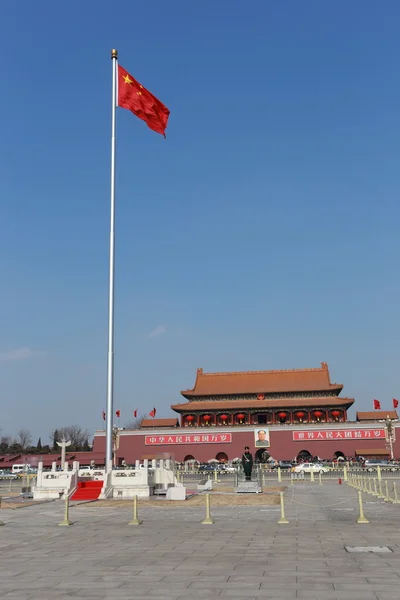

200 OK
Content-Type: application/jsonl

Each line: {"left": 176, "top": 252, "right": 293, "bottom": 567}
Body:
{"left": 145, "top": 433, "right": 232, "bottom": 445}
{"left": 293, "top": 429, "right": 385, "bottom": 442}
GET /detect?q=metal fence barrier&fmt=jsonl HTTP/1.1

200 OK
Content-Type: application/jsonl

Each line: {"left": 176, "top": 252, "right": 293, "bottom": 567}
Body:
{"left": 178, "top": 466, "right": 400, "bottom": 486}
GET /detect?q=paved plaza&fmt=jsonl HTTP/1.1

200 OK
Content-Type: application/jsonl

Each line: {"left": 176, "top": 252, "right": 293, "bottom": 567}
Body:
{"left": 1, "top": 483, "right": 400, "bottom": 599}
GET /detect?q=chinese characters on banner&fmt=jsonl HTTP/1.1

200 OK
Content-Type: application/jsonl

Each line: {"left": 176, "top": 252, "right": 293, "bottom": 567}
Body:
{"left": 145, "top": 433, "right": 232, "bottom": 446}
{"left": 293, "top": 429, "right": 385, "bottom": 442}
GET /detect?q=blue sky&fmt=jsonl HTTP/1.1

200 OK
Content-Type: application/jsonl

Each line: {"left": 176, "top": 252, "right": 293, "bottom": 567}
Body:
{"left": 1, "top": 1, "right": 400, "bottom": 442}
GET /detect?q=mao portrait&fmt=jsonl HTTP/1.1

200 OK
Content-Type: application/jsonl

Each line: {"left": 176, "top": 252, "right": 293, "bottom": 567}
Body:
{"left": 254, "top": 428, "right": 270, "bottom": 447}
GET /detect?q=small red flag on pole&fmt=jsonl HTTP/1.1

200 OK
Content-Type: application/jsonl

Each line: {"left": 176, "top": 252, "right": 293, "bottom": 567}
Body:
{"left": 116, "top": 410, "right": 121, "bottom": 418}
{"left": 393, "top": 399, "right": 399, "bottom": 409}
{"left": 373, "top": 399, "right": 381, "bottom": 410}
{"left": 149, "top": 408, "right": 156, "bottom": 418}
{"left": 133, "top": 409, "right": 138, "bottom": 418}
{"left": 102, "top": 410, "right": 106, "bottom": 421}
{"left": 118, "top": 65, "right": 170, "bottom": 137}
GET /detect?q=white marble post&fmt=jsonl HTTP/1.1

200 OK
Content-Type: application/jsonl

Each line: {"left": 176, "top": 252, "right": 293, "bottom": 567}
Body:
{"left": 56, "top": 438, "right": 71, "bottom": 466}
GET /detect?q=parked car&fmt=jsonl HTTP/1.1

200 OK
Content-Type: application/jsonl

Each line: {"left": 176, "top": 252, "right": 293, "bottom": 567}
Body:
{"left": 362, "top": 460, "right": 398, "bottom": 471}
{"left": 294, "top": 462, "right": 329, "bottom": 474}
{"left": 271, "top": 461, "right": 294, "bottom": 470}
{"left": 223, "top": 465, "right": 237, "bottom": 473}
{"left": 198, "top": 464, "right": 225, "bottom": 472}
{"left": 0, "top": 470, "right": 18, "bottom": 480}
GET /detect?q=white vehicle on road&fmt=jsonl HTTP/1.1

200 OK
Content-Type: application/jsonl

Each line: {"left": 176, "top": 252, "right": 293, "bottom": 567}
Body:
{"left": 294, "top": 462, "right": 329, "bottom": 474}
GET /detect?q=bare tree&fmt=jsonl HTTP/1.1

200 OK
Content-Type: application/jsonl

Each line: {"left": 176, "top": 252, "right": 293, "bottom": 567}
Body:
{"left": 16, "top": 428, "right": 33, "bottom": 449}
{"left": 124, "top": 415, "right": 145, "bottom": 430}
{"left": 0, "top": 435, "right": 13, "bottom": 446}
{"left": 49, "top": 425, "right": 90, "bottom": 451}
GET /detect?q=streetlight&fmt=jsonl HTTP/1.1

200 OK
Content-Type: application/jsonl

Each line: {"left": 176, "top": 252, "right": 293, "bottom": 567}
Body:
{"left": 385, "top": 415, "right": 395, "bottom": 461}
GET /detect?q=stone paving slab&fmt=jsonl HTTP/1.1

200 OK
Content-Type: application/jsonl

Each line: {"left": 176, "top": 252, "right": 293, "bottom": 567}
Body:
{"left": 0, "top": 483, "right": 400, "bottom": 599}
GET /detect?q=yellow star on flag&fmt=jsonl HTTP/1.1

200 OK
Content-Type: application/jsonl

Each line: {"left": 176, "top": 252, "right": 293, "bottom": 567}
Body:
{"left": 123, "top": 74, "right": 133, "bottom": 85}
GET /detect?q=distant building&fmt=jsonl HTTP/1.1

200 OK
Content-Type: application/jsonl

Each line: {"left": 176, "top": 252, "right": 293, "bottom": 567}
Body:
{"left": 172, "top": 362, "right": 353, "bottom": 426}
{"left": 93, "top": 363, "right": 399, "bottom": 464}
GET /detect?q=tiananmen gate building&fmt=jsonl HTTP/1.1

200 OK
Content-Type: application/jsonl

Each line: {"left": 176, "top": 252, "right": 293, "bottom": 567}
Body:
{"left": 93, "top": 363, "right": 399, "bottom": 463}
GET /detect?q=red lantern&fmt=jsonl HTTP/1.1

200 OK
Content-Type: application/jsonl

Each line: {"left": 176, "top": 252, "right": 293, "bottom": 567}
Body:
{"left": 186, "top": 415, "right": 194, "bottom": 422}
{"left": 237, "top": 413, "right": 245, "bottom": 420}
{"left": 257, "top": 394, "right": 265, "bottom": 400}
{"left": 296, "top": 411, "right": 305, "bottom": 419}
{"left": 220, "top": 414, "right": 228, "bottom": 421}
{"left": 331, "top": 410, "right": 340, "bottom": 418}
{"left": 278, "top": 412, "right": 287, "bottom": 419}
{"left": 314, "top": 410, "right": 323, "bottom": 418}
{"left": 203, "top": 415, "right": 211, "bottom": 422}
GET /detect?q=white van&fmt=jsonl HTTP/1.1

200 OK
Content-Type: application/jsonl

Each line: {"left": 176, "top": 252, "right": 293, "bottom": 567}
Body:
{"left": 11, "top": 464, "right": 29, "bottom": 474}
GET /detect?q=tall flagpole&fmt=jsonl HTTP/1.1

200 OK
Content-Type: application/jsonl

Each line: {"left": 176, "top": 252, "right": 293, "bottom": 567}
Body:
{"left": 106, "top": 48, "right": 118, "bottom": 468}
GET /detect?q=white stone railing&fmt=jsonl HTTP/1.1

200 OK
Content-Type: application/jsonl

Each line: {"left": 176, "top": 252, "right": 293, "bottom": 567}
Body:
{"left": 33, "top": 461, "right": 79, "bottom": 500}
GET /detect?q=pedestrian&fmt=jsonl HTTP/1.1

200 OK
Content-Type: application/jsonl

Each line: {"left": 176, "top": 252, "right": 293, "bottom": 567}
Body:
{"left": 242, "top": 446, "right": 253, "bottom": 481}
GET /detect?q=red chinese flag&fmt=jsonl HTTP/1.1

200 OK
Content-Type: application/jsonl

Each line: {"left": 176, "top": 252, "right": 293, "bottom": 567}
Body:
{"left": 118, "top": 65, "right": 170, "bottom": 136}
{"left": 393, "top": 399, "right": 399, "bottom": 409}
{"left": 149, "top": 408, "right": 156, "bottom": 418}
{"left": 133, "top": 409, "right": 138, "bottom": 418}
{"left": 115, "top": 409, "right": 121, "bottom": 418}
{"left": 373, "top": 399, "right": 381, "bottom": 410}
{"left": 102, "top": 410, "right": 106, "bottom": 421}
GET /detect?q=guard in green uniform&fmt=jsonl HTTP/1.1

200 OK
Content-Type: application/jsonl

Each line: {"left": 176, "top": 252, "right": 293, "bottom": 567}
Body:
{"left": 242, "top": 446, "right": 253, "bottom": 481}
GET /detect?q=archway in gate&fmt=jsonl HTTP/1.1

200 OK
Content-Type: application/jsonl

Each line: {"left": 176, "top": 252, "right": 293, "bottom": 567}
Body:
{"left": 297, "top": 449, "right": 312, "bottom": 462}
{"left": 255, "top": 448, "right": 270, "bottom": 463}
{"left": 184, "top": 454, "right": 195, "bottom": 462}
{"left": 334, "top": 450, "right": 345, "bottom": 460}
{"left": 215, "top": 452, "right": 228, "bottom": 463}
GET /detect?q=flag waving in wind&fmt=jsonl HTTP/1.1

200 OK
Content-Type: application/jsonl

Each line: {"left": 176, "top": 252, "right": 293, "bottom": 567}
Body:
{"left": 118, "top": 65, "right": 170, "bottom": 136}
{"left": 149, "top": 408, "right": 157, "bottom": 418}
{"left": 103, "top": 49, "right": 171, "bottom": 466}
{"left": 394, "top": 399, "right": 399, "bottom": 409}
{"left": 373, "top": 399, "right": 381, "bottom": 410}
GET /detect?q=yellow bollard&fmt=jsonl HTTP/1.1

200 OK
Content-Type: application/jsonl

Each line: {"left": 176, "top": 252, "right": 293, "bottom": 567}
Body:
{"left": 277, "top": 467, "right": 282, "bottom": 483}
{"left": 128, "top": 495, "right": 142, "bottom": 525}
{"left": 290, "top": 473, "right": 294, "bottom": 485}
{"left": 0, "top": 496, "right": 4, "bottom": 527}
{"left": 377, "top": 466, "right": 382, "bottom": 482}
{"left": 368, "top": 477, "right": 373, "bottom": 495}
{"left": 214, "top": 469, "right": 218, "bottom": 483}
{"left": 278, "top": 491, "right": 289, "bottom": 524}
{"left": 384, "top": 480, "right": 391, "bottom": 503}
{"left": 343, "top": 466, "right": 348, "bottom": 482}
{"left": 378, "top": 479, "right": 384, "bottom": 499}
{"left": 392, "top": 482, "right": 399, "bottom": 504}
{"left": 318, "top": 471, "right": 323, "bottom": 486}
{"left": 373, "top": 478, "right": 378, "bottom": 497}
{"left": 310, "top": 470, "right": 314, "bottom": 483}
{"left": 202, "top": 493, "right": 214, "bottom": 525}
{"left": 58, "top": 495, "right": 72, "bottom": 527}
{"left": 356, "top": 490, "right": 369, "bottom": 524}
